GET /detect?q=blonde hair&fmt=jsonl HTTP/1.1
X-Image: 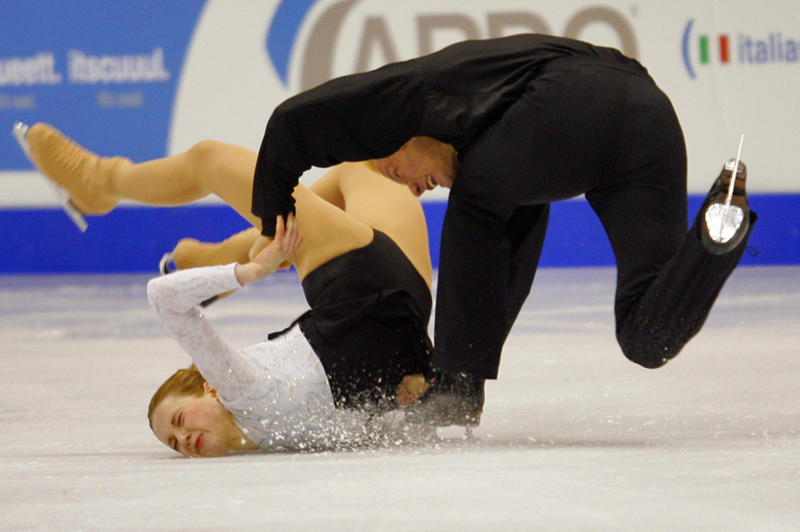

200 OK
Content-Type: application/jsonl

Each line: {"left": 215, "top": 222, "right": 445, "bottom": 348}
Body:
{"left": 147, "top": 364, "right": 206, "bottom": 429}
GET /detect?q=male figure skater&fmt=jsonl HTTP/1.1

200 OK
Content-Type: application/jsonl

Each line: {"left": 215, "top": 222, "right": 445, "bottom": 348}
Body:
{"left": 248, "top": 34, "right": 755, "bottom": 427}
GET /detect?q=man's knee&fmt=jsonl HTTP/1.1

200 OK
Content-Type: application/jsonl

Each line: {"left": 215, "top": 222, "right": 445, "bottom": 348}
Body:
{"left": 617, "top": 333, "right": 680, "bottom": 369}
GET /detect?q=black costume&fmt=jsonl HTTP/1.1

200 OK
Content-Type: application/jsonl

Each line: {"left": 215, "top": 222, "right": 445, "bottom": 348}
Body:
{"left": 254, "top": 34, "right": 754, "bottom": 381}
{"left": 271, "top": 230, "right": 433, "bottom": 409}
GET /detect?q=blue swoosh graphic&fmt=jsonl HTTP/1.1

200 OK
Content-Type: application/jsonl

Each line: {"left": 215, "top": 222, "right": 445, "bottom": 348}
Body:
{"left": 682, "top": 19, "right": 696, "bottom": 79}
{"left": 266, "top": 0, "right": 321, "bottom": 86}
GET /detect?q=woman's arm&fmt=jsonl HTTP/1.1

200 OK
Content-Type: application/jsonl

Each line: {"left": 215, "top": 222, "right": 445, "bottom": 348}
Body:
{"left": 148, "top": 263, "right": 242, "bottom": 318}
{"left": 147, "top": 216, "right": 300, "bottom": 401}
{"left": 147, "top": 262, "right": 255, "bottom": 403}
{"left": 239, "top": 214, "right": 302, "bottom": 281}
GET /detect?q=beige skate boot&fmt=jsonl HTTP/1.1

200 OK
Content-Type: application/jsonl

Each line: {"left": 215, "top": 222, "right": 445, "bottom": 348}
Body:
{"left": 26, "top": 123, "right": 130, "bottom": 215}
{"left": 172, "top": 227, "right": 259, "bottom": 269}
{"left": 158, "top": 228, "right": 260, "bottom": 306}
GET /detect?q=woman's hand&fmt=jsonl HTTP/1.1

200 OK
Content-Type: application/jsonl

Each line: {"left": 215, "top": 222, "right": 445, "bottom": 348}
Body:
{"left": 235, "top": 214, "right": 303, "bottom": 286}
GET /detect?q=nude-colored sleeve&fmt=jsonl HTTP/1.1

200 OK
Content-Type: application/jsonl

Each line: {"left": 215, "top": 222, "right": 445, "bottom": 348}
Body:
{"left": 146, "top": 264, "right": 257, "bottom": 403}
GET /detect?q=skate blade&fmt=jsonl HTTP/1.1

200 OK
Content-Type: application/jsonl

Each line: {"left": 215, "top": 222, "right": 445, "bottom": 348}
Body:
{"left": 159, "top": 252, "right": 176, "bottom": 276}
{"left": 12, "top": 122, "right": 88, "bottom": 232}
{"left": 705, "top": 203, "right": 745, "bottom": 243}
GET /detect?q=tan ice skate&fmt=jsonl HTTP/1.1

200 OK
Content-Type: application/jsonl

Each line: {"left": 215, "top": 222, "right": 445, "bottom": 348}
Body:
{"left": 13, "top": 122, "right": 88, "bottom": 231}
{"left": 172, "top": 228, "right": 259, "bottom": 270}
{"left": 158, "top": 227, "right": 261, "bottom": 306}
{"left": 25, "top": 122, "right": 129, "bottom": 216}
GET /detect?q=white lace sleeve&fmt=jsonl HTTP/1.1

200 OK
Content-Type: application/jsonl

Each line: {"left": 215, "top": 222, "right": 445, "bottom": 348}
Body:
{"left": 146, "top": 264, "right": 257, "bottom": 403}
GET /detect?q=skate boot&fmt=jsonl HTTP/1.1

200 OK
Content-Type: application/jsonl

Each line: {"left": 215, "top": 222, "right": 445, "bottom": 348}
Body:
{"left": 12, "top": 122, "right": 89, "bottom": 231}
{"left": 25, "top": 122, "right": 129, "bottom": 216}
{"left": 699, "top": 159, "right": 750, "bottom": 255}
{"left": 404, "top": 371, "right": 485, "bottom": 428}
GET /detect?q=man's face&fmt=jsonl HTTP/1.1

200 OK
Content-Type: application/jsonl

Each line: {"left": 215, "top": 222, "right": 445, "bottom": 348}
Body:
{"left": 370, "top": 137, "right": 458, "bottom": 197}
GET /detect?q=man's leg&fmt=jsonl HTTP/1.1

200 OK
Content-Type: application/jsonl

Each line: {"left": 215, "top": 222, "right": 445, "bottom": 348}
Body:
{"left": 580, "top": 61, "right": 757, "bottom": 368}
{"left": 588, "top": 157, "right": 755, "bottom": 369}
{"left": 405, "top": 201, "right": 550, "bottom": 427}
{"left": 504, "top": 204, "right": 550, "bottom": 336}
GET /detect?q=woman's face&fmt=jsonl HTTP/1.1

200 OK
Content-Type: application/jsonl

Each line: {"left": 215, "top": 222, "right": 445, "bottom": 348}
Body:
{"left": 370, "top": 137, "right": 459, "bottom": 197}
{"left": 151, "top": 382, "right": 239, "bottom": 458}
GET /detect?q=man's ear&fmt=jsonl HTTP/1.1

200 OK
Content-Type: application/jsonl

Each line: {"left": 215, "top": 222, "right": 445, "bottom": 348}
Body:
{"left": 203, "top": 381, "right": 219, "bottom": 399}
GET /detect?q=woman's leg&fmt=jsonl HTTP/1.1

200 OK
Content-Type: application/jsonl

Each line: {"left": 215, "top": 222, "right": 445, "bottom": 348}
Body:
{"left": 27, "top": 123, "right": 262, "bottom": 227}
{"left": 165, "top": 160, "right": 430, "bottom": 284}
{"left": 310, "top": 162, "right": 432, "bottom": 288}
{"left": 170, "top": 162, "right": 431, "bottom": 285}
{"left": 26, "top": 123, "right": 373, "bottom": 278}
{"left": 170, "top": 160, "right": 347, "bottom": 271}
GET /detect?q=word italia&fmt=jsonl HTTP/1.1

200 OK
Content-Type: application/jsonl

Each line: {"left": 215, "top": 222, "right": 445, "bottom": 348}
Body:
{"left": 0, "top": 48, "right": 169, "bottom": 87}
{"left": 699, "top": 33, "right": 800, "bottom": 64}
{"left": 739, "top": 34, "right": 800, "bottom": 63}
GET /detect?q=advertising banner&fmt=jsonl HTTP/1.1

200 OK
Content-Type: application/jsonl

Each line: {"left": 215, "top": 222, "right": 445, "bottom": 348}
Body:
{"left": 173, "top": 0, "right": 800, "bottom": 193}
{"left": 1, "top": 0, "right": 798, "bottom": 271}
{"left": 1, "top": 2, "right": 204, "bottom": 172}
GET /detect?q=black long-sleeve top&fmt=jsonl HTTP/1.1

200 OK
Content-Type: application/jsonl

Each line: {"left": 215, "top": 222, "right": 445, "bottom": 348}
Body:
{"left": 252, "top": 34, "right": 632, "bottom": 231}
{"left": 252, "top": 34, "right": 637, "bottom": 376}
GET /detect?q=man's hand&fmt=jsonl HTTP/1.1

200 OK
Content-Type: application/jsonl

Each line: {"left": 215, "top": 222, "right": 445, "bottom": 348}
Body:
{"left": 236, "top": 214, "right": 302, "bottom": 286}
{"left": 396, "top": 374, "right": 430, "bottom": 406}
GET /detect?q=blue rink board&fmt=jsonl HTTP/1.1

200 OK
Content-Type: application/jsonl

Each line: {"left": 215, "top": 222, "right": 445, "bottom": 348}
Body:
{"left": 0, "top": 194, "right": 796, "bottom": 274}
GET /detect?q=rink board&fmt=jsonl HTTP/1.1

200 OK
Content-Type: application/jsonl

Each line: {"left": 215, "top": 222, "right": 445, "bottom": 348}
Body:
{"left": 0, "top": 194, "right": 796, "bottom": 273}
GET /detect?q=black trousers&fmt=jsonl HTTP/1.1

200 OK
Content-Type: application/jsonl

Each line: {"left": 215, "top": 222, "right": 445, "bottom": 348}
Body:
{"left": 435, "top": 56, "right": 755, "bottom": 377}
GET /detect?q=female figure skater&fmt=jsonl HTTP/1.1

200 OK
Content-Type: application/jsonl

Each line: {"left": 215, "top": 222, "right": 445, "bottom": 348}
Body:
{"left": 23, "top": 123, "right": 435, "bottom": 457}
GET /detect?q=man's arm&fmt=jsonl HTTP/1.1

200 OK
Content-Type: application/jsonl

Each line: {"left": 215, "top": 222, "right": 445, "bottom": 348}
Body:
{"left": 252, "top": 60, "right": 426, "bottom": 237}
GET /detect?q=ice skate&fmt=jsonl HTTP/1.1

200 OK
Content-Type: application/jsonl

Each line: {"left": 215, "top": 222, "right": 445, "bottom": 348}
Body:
{"left": 404, "top": 371, "right": 485, "bottom": 428}
{"left": 12, "top": 122, "right": 89, "bottom": 231}
{"left": 699, "top": 158, "right": 750, "bottom": 255}
{"left": 158, "top": 252, "right": 178, "bottom": 276}
{"left": 23, "top": 122, "right": 129, "bottom": 217}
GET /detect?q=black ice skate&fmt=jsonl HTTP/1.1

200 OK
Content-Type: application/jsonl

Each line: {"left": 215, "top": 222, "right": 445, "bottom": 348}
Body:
{"left": 404, "top": 371, "right": 485, "bottom": 428}
{"left": 699, "top": 158, "right": 750, "bottom": 255}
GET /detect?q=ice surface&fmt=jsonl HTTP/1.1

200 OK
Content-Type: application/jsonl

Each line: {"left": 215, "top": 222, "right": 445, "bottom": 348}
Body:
{"left": 1, "top": 267, "right": 798, "bottom": 531}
